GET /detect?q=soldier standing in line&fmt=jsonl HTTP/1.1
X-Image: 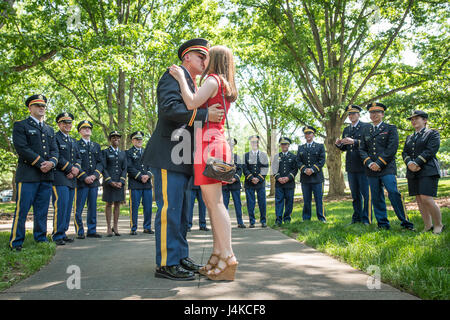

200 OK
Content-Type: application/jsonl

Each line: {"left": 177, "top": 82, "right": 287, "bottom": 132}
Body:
{"left": 335, "top": 105, "right": 371, "bottom": 225}
{"left": 296, "top": 126, "right": 327, "bottom": 223}
{"left": 52, "top": 112, "right": 82, "bottom": 245}
{"left": 102, "top": 131, "right": 127, "bottom": 236}
{"left": 272, "top": 137, "right": 298, "bottom": 227}
{"left": 126, "top": 131, "right": 154, "bottom": 235}
{"left": 9, "top": 94, "right": 59, "bottom": 251}
{"left": 243, "top": 135, "right": 269, "bottom": 228}
{"left": 74, "top": 120, "right": 103, "bottom": 239}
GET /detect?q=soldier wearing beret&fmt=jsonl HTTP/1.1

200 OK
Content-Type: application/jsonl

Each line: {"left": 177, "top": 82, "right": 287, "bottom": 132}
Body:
{"left": 102, "top": 131, "right": 127, "bottom": 236}
{"left": 51, "top": 112, "right": 82, "bottom": 245}
{"left": 402, "top": 110, "right": 444, "bottom": 234}
{"left": 222, "top": 138, "right": 246, "bottom": 228}
{"left": 296, "top": 126, "right": 327, "bottom": 222}
{"left": 272, "top": 137, "right": 298, "bottom": 226}
{"left": 74, "top": 120, "right": 103, "bottom": 239}
{"left": 126, "top": 131, "right": 154, "bottom": 235}
{"left": 335, "top": 105, "right": 371, "bottom": 225}
{"left": 142, "top": 38, "right": 224, "bottom": 280}
{"left": 360, "top": 102, "right": 414, "bottom": 231}
{"left": 9, "top": 94, "right": 59, "bottom": 251}
{"left": 243, "top": 135, "right": 269, "bottom": 228}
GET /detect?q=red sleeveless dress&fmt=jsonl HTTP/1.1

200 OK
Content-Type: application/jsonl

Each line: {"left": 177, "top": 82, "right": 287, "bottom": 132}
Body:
{"left": 194, "top": 74, "right": 232, "bottom": 186}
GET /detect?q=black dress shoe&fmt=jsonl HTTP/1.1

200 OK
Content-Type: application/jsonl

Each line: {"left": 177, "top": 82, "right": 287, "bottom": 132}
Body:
{"left": 261, "top": 223, "right": 267, "bottom": 228}
{"left": 143, "top": 229, "right": 155, "bottom": 234}
{"left": 10, "top": 245, "right": 22, "bottom": 251}
{"left": 86, "top": 233, "right": 102, "bottom": 238}
{"left": 130, "top": 231, "right": 138, "bottom": 235}
{"left": 54, "top": 239, "right": 66, "bottom": 246}
{"left": 199, "top": 226, "right": 210, "bottom": 231}
{"left": 402, "top": 225, "right": 416, "bottom": 232}
{"left": 238, "top": 224, "right": 246, "bottom": 228}
{"left": 180, "top": 257, "right": 203, "bottom": 273}
{"left": 63, "top": 237, "right": 74, "bottom": 243}
{"left": 155, "top": 265, "right": 195, "bottom": 281}
{"left": 77, "top": 234, "right": 85, "bottom": 239}
{"left": 249, "top": 224, "right": 255, "bottom": 228}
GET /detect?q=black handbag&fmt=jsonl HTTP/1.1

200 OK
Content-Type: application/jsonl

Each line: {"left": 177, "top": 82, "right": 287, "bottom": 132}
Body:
{"left": 202, "top": 80, "right": 236, "bottom": 183}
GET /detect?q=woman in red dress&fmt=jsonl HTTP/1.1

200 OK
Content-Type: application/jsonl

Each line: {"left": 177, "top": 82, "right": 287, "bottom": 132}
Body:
{"left": 169, "top": 45, "right": 238, "bottom": 280}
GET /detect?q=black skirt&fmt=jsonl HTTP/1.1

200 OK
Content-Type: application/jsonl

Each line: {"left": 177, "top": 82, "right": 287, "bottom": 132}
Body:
{"left": 407, "top": 175, "right": 439, "bottom": 197}
{"left": 102, "top": 183, "right": 125, "bottom": 202}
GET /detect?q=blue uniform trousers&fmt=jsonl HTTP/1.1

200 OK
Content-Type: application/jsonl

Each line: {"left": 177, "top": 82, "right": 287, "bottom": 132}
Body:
{"left": 301, "top": 182, "right": 326, "bottom": 222}
{"left": 52, "top": 186, "right": 75, "bottom": 241}
{"left": 151, "top": 167, "right": 190, "bottom": 267}
{"left": 74, "top": 186, "right": 99, "bottom": 236}
{"left": 275, "top": 187, "right": 295, "bottom": 223}
{"left": 188, "top": 188, "right": 207, "bottom": 229}
{"left": 347, "top": 172, "right": 371, "bottom": 224}
{"left": 245, "top": 187, "right": 266, "bottom": 225}
{"left": 367, "top": 175, "right": 413, "bottom": 229}
{"left": 9, "top": 182, "right": 52, "bottom": 248}
{"left": 223, "top": 189, "right": 244, "bottom": 225}
{"left": 129, "top": 189, "right": 153, "bottom": 232}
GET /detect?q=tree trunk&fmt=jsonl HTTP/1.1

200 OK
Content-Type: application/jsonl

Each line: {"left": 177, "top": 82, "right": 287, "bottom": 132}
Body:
{"left": 323, "top": 113, "right": 346, "bottom": 197}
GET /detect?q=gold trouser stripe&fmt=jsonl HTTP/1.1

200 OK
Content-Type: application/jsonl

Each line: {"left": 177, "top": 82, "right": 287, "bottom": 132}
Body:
{"left": 322, "top": 183, "right": 325, "bottom": 218}
{"left": 161, "top": 169, "right": 168, "bottom": 266}
{"left": 73, "top": 188, "right": 79, "bottom": 234}
{"left": 52, "top": 186, "right": 58, "bottom": 235}
{"left": 10, "top": 183, "right": 22, "bottom": 248}
{"left": 129, "top": 193, "right": 133, "bottom": 229}
{"left": 368, "top": 185, "right": 372, "bottom": 224}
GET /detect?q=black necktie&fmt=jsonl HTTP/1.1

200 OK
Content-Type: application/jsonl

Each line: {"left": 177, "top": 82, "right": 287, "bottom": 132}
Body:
{"left": 39, "top": 122, "right": 43, "bottom": 130}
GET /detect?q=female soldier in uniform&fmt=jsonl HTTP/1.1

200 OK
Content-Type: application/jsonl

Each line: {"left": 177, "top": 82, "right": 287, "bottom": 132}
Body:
{"left": 402, "top": 110, "right": 444, "bottom": 234}
{"left": 102, "top": 131, "right": 127, "bottom": 236}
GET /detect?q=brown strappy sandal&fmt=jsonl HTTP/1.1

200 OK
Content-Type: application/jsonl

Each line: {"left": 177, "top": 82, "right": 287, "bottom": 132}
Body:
{"left": 199, "top": 253, "right": 220, "bottom": 276}
{"left": 206, "top": 254, "right": 238, "bottom": 281}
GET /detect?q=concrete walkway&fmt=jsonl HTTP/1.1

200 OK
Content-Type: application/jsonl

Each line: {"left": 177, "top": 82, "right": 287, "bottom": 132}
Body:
{"left": 0, "top": 209, "right": 418, "bottom": 300}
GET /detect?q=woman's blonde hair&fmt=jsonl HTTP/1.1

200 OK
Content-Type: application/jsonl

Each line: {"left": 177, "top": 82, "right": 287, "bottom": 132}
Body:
{"left": 200, "top": 45, "right": 238, "bottom": 102}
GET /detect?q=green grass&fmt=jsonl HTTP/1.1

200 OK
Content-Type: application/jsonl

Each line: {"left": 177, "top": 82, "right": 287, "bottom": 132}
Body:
{"left": 261, "top": 178, "right": 450, "bottom": 300}
{"left": 0, "top": 232, "right": 56, "bottom": 291}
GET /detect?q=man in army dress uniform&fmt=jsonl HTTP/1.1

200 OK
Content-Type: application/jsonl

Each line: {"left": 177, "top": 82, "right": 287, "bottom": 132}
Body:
{"left": 142, "top": 38, "right": 224, "bottom": 281}
{"left": 74, "top": 120, "right": 103, "bottom": 238}
{"left": 9, "top": 94, "right": 59, "bottom": 251}
{"left": 296, "top": 126, "right": 327, "bottom": 222}
{"left": 272, "top": 137, "right": 298, "bottom": 226}
{"left": 335, "top": 105, "right": 371, "bottom": 225}
{"left": 243, "top": 135, "right": 269, "bottom": 228}
{"left": 222, "top": 138, "right": 246, "bottom": 228}
{"left": 126, "top": 131, "right": 153, "bottom": 235}
{"left": 359, "top": 102, "right": 414, "bottom": 231}
{"left": 52, "top": 112, "right": 82, "bottom": 245}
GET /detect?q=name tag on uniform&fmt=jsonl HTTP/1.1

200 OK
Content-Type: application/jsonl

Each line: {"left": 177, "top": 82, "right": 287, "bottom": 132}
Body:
{"left": 28, "top": 129, "right": 37, "bottom": 134}
{"left": 60, "top": 144, "right": 67, "bottom": 148}
{"left": 80, "top": 149, "right": 86, "bottom": 153}
{"left": 380, "top": 132, "right": 388, "bottom": 135}
{"left": 108, "top": 155, "right": 115, "bottom": 158}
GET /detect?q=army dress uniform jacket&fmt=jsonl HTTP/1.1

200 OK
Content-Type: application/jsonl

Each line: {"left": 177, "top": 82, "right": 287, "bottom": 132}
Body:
{"left": 143, "top": 68, "right": 209, "bottom": 176}
{"left": 402, "top": 128, "right": 441, "bottom": 179}
{"left": 13, "top": 117, "right": 59, "bottom": 183}
{"left": 76, "top": 139, "right": 103, "bottom": 188}
{"left": 102, "top": 147, "right": 127, "bottom": 186}
{"left": 359, "top": 122, "right": 398, "bottom": 177}
{"left": 335, "top": 121, "right": 369, "bottom": 173}
{"left": 222, "top": 154, "right": 243, "bottom": 191}
{"left": 296, "top": 142, "right": 325, "bottom": 184}
{"left": 54, "top": 131, "right": 82, "bottom": 188}
{"left": 243, "top": 151, "right": 269, "bottom": 190}
{"left": 126, "top": 146, "right": 152, "bottom": 190}
{"left": 272, "top": 152, "right": 298, "bottom": 189}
